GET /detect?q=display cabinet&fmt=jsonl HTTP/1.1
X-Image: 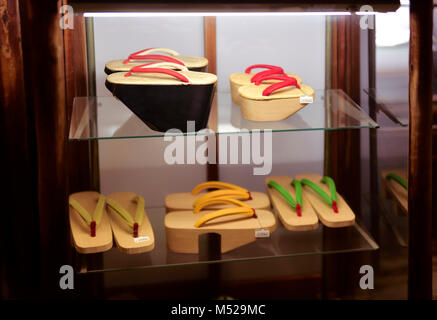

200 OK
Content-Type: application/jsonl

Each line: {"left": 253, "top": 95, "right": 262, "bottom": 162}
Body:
{"left": 0, "top": 0, "right": 433, "bottom": 300}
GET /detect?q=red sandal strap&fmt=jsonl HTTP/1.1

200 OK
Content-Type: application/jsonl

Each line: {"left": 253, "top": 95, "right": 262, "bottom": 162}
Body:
{"left": 245, "top": 64, "right": 283, "bottom": 74}
{"left": 90, "top": 221, "right": 96, "bottom": 237}
{"left": 127, "top": 62, "right": 188, "bottom": 71}
{"left": 128, "top": 47, "right": 175, "bottom": 58}
{"left": 123, "top": 54, "right": 185, "bottom": 65}
{"left": 125, "top": 66, "right": 190, "bottom": 83}
{"left": 251, "top": 69, "right": 286, "bottom": 83}
{"left": 255, "top": 74, "right": 300, "bottom": 89}
{"left": 262, "top": 79, "right": 300, "bottom": 96}
{"left": 128, "top": 47, "right": 179, "bottom": 57}
{"left": 127, "top": 48, "right": 156, "bottom": 57}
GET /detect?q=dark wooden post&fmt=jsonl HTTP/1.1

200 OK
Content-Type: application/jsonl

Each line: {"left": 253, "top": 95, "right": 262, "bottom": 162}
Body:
{"left": 324, "top": 15, "right": 361, "bottom": 207}
{"left": 408, "top": 0, "right": 433, "bottom": 300}
{"left": 323, "top": 15, "right": 362, "bottom": 299}
{"left": 204, "top": 16, "right": 219, "bottom": 181}
{"left": 18, "top": 0, "right": 70, "bottom": 298}
{"left": 0, "top": 0, "right": 41, "bottom": 299}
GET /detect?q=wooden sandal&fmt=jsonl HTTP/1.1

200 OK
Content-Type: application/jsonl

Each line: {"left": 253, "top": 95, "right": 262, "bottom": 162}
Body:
{"left": 229, "top": 64, "right": 302, "bottom": 105}
{"left": 381, "top": 169, "right": 408, "bottom": 215}
{"left": 238, "top": 76, "right": 314, "bottom": 121}
{"left": 69, "top": 192, "right": 113, "bottom": 254}
{"left": 165, "top": 181, "right": 271, "bottom": 212}
{"left": 294, "top": 173, "right": 355, "bottom": 228}
{"left": 106, "top": 65, "right": 217, "bottom": 132}
{"left": 265, "top": 176, "right": 319, "bottom": 231}
{"left": 106, "top": 192, "right": 155, "bottom": 254}
{"left": 105, "top": 47, "right": 208, "bottom": 74}
{"left": 165, "top": 198, "right": 277, "bottom": 253}
{"left": 105, "top": 61, "right": 189, "bottom": 92}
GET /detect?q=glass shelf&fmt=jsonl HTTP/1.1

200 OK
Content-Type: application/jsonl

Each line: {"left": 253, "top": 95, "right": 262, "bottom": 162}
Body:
{"left": 364, "top": 88, "right": 408, "bottom": 126}
{"left": 363, "top": 192, "right": 407, "bottom": 247}
{"left": 77, "top": 207, "right": 378, "bottom": 274}
{"left": 69, "top": 89, "right": 379, "bottom": 141}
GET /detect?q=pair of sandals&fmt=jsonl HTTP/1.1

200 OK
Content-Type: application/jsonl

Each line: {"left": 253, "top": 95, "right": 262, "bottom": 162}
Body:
{"left": 229, "top": 64, "right": 315, "bottom": 121}
{"left": 266, "top": 174, "right": 356, "bottom": 231}
{"left": 104, "top": 48, "right": 217, "bottom": 132}
{"left": 266, "top": 170, "right": 408, "bottom": 231}
{"left": 69, "top": 191, "right": 154, "bottom": 254}
{"left": 105, "top": 48, "right": 213, "bottom": 88}
{"left": 164, "top": 176, "right": 357, "bottom": 253}
{"left": 164, "top": 181, "right": 276, "bottom": 254}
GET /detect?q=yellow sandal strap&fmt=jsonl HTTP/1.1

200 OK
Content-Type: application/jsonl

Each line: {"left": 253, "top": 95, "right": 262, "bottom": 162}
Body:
{"left": 193, "top": 189, "right": 251, "bottom": 208}
{"left": 69, "top": 195, "right": 105, "bottom": 226}
{"left": 194, "top": 197, "right": 249, "bottom": 214}
{"left": 69, "top": 194, "right": 105, "bottom": 236}
{"left": 107, "top": 195, "right": 145, "bottom": 237}
{"left": 191, "top": 181, "right": 248, "bottom": 195}
{"left": 194, "top": 207, "right": 256, "bottom": 228}
{"left": 106, "top": 195, "right": 144, "bottom": 228}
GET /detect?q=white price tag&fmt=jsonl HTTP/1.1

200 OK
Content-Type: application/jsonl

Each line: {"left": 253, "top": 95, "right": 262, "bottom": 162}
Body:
{"left": 134, "top": 236, "right": 150, "bottom": 243}
{"left": 300, "top": 95, "right": 314, "bottom": 104}
{"left": 255, "top": 228, "right": 270, "bottom": 238}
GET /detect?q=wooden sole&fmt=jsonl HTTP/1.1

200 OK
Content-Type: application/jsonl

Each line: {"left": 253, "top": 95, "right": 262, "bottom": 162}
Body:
{"left": 107, "top": 70, "right": 217, "bottom": 85}
{"left": 381, "top": 169, "right": 408, "bottom": 215}
{"left": 265, "top": 176, "right": 319, "bottom": 231}
{"left": 105, "top": 65, "right": 206, "bottom": 75}
{"left": 239, "top": 96, "right": 309, "bottom": 121}
{"left": 165, "top": 191, "right": 271, "bottom": 212}
{"left": 107, "top": 192, "right": 155, "bottom": 254}
{"left": 165, "top": 209, "right": 277, "bottom": 253}
{"left": 295, "top": 173, "right": 355, "bottom": 228}
{"left": 69, "top": 191, "right": 113, "bottom": 254}
{"left": 230, "top": 81, "right": 243, "bottom": 106}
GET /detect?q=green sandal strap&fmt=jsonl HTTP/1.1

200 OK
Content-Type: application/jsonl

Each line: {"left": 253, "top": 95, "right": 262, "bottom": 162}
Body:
{"left": 107, "top": 195, "right": 145, "bottom": 237}
{"left": 301, "top": 176, "right": 338, "bottom": 213}
{"left": 386, "top": 173, "right": 407, "bottom": 189}
{"left": 69, "top": 194, "right": 105, "bottom": 236}
{"left": 291, "top": 179, "right": 303, "bottom": 205}
{"left": 320, "top": 176, "right": 338, "bottom": 203}
{"left": 267, "top": 180, "right": 302, "bottom": 216}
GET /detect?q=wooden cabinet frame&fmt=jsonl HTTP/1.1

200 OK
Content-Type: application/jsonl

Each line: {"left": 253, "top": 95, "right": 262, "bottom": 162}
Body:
{"left": 0, "top": 0, "right": 432, "bottom": 299}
